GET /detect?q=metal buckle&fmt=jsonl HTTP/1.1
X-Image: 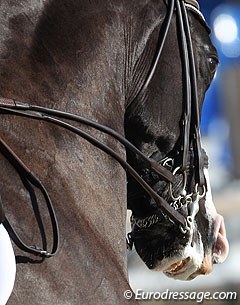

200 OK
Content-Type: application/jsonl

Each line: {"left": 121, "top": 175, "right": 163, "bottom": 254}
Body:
{"left": 126, "top": 233, "right": 133, "bottom": 251}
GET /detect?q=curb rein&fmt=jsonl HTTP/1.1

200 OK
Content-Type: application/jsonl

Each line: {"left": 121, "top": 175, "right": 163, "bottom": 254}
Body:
{"left": 0, "top": 0, "right": 206, "bottom": 257}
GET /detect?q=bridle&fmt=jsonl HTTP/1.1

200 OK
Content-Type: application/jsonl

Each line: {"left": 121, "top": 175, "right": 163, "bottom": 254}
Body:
{"left": 0, "top": 0, "right": 208, "bottom": 257}
{"left": 128, "top": 0, "right": 209, "bottom": 235}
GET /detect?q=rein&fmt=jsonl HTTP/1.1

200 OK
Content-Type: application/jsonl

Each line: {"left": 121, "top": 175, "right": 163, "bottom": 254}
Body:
{"left": 0, "top": 0, "right": 206, "bottom": 257}
{"left": 127, "top": 0, "right": 208, "bottom": 244}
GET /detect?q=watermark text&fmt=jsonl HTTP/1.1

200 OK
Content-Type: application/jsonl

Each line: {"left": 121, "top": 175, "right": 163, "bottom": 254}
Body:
{"left": 124, "top": 289, "right": 238, "bottom": 303}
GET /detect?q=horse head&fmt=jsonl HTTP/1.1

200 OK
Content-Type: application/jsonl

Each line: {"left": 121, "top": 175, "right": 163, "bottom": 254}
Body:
{"left": 0, "top": 1, "right": 229, "bottom": 304}
{"left": 125, "top": 1, "right": 229, "bottom": 280}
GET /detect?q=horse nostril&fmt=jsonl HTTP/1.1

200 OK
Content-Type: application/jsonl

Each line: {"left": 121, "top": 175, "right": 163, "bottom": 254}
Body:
{"left": 212, "top": 255, "right": 220, "bottom": 265}
{"left": 213, "top": 215, "right": 229, "bottom": 264}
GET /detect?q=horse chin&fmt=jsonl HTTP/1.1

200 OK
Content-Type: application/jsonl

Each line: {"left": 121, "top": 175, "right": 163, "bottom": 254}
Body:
{"left": 134, "top": 218, "right": 204, "bottom": 280}
{"left": 133, "top": 220, "right": 209, "bottom": 281}
{"left": 134, "top": 213, "right": 229, "bottom": 281}
{"left": 152, "top": 237, "right": 205, "bottom": 281}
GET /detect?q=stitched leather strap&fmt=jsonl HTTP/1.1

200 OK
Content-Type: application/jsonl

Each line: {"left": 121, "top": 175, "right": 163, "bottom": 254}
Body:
{"left": 0, "top": 137, "right": 59, "bottom": 257}
{"left": 0, "top": 103, "right": 186, "bottom": 227}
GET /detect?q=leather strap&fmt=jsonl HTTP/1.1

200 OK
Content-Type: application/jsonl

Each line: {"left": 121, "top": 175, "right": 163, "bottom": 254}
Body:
{"left": 178, "top": 0, "right": 205, "bottom": 186}
{"left": 0, "top": 137, "right": 59, "bottom": 257}
{"left": 185, "top": 0, "right": 200, "bottom": 10}
{"left": 0, "top": 98, "right": 175, "bottom": 183}
{"left": 0, "top": 102, "right": 186, "bottom": 227}
{"left": 0, "top": 0, "right": 208, "bottom": 256}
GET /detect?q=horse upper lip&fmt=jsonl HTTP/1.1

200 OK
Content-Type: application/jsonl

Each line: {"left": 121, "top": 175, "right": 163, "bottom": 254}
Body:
{"left": 163, "top": 257, "right": 191, "bottom": 275}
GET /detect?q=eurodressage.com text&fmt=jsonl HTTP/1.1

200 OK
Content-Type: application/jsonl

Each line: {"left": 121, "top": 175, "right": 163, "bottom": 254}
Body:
{"left": 123, "top": 289, "right": 238, "bottom": 303}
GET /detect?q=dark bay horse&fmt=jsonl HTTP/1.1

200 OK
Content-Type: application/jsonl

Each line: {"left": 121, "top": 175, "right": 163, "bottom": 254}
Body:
{"left": 0, "top": 0, "right": 228, "bottom": 304}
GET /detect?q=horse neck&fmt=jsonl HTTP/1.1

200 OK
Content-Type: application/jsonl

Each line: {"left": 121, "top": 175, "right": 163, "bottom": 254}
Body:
{"left": 0, "top": 2, "right": 137, "bottom": 303}
{"left": 0, "top": 1, "right": 171, "bottom": 303}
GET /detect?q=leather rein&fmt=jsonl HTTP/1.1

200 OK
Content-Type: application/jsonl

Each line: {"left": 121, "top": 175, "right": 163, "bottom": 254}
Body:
{"left": 0, "top": 0, "right": 206, "bottom": 257}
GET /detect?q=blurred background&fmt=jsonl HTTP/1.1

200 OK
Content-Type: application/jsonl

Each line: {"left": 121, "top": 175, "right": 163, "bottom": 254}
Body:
{"left": 127, "top": 1, "right": 240, "bottom": 303}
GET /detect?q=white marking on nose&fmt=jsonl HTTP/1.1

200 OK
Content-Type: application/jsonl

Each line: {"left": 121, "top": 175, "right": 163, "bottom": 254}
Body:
{"left": 203, "top": 168, "right": 217, "bottom": 216}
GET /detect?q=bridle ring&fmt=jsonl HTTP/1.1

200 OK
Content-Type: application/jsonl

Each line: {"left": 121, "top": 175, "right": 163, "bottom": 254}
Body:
{"left": 195, "top": 184, "right": 206, "bottom": 199}
{"left": 169, "top": 167, "right": 187, "bottom": 201}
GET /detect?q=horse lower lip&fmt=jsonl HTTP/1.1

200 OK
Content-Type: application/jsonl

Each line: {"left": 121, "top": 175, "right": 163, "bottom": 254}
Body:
{"left": 164, "top": 257, "right": 190, "bottom": 275}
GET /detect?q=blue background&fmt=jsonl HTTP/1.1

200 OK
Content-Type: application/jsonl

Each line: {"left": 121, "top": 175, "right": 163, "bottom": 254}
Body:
{"left": 198, "top": 0, "right": 240, "bottom": 169}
